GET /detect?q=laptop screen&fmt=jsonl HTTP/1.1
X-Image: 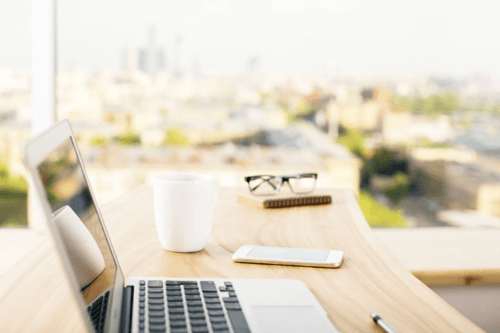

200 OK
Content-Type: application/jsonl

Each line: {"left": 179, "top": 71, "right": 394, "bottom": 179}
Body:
{"left": 37, "top": 137, "right": 117, "bottom": 306}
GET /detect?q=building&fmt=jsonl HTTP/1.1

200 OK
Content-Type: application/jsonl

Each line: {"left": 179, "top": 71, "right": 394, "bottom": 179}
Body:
{"left": 327, "top": 86, "right": 391, "bottom": 132}
{"left": 84, "top": 123, "right": 360, "bottom": 204}
{"left": 382, "top": 112, "right": 453, "bottom": 145}
{"left": 0, "top": 120, "right": 118, "bottom": 176}
{"left": 409, "top": 148, "right": 500, "bottom": 218}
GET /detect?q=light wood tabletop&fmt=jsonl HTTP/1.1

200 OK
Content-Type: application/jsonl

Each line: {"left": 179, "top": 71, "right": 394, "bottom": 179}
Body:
{"left": 0, "top": 186, "right": 484, "bottom": 333}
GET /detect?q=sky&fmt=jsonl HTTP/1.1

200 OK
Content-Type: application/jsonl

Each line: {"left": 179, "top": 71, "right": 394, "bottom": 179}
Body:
{"left": 2, "top": 0, "right": 500, "bottom": 79}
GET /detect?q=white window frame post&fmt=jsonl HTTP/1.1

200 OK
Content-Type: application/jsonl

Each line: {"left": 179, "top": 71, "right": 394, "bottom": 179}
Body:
{"left": 29, "top": 0, "right": 56, "bottom": 231}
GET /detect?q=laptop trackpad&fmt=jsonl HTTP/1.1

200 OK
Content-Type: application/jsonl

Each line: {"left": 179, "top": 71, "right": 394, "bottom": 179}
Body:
{"left": 252, "top": 306, "right": 336, "bottom": 333}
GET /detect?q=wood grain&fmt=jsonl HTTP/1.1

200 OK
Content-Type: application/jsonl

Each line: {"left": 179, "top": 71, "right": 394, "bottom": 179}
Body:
{"left": 0, "top": 185, "right": 484, "bottom": 332}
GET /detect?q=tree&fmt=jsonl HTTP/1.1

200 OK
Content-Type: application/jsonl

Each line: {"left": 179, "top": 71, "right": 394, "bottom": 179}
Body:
{"left": 90, "top": 136, "right": 108, "bottom": 148}
{"left": 337, "top": 126, "right": 368, "bottom": 160}
{"left": 392, "top": 93, "right": 459, "bottom": 116}
{"left": 162, "top": 128, "right": 190, "bottom": 146}
{"left": 116, "top": 133, "right": 142, "bottom": 146}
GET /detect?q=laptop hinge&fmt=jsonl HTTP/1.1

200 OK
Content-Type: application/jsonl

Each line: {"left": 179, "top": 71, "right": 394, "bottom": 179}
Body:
{"left": 119, "top": 286, "right": 134, "bottom": 333}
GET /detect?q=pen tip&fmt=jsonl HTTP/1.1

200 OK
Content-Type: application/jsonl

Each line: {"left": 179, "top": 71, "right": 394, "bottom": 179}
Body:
{"left": 371, "top": 313, "right": 382, "bottom": 323}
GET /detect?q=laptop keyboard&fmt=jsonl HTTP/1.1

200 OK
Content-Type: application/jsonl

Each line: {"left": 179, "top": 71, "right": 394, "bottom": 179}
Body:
{"left": 137, "top": 280, "right": 251, "bottom": 333}
{"left": 86, "top": 290, "right": 110, "bottom": 333}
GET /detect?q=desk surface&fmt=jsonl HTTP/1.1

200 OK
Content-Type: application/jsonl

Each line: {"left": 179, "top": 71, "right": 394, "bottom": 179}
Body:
{"left": 0, "top": 186, "right": 483, "bottom": 332}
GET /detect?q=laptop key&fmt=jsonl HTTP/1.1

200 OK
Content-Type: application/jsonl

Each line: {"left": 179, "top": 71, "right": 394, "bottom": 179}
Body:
{"left": 185, "top": 295, "right": 201, "bottom": 300}
{"left": 169, "top": 314, "right": 186, "bottom": 321}
{"left": 167, "top": 302, "right": 184, "bottom": 308}
{"left": 148, "top": 299, "right": 165, "bottom": 305}
{"left": 206, "top": 304, "right": 223, "bottom": 310}
{"left": 188, "top": 307, "right": 204, "bottom": 313}
{"left": 223, "top": 297, "right": 239, "bottom": 303}
{"left": 149, "top": 305, "right": 165, "bottom": 311}
{"left": 170, "top": 321, "right": 187, "bottom": 328}
{"left": 148, "top": 311, "right": 165, "bottom": 318}
{"left": 167, "top": 291, "right": 182, "bottom": 297}
{"left": 149, "top": 318, "right": 166, "bottom": 325}
{"left": 184, "top": 289, "right": 200, "bottom": 295}
{"left": 212, "top": 323, "right": 230, "bottom": 331}
{"left": 170, "top": 329, "right": 188, "bottom": 333}
{"left": 205, "top": 298, "right": 221, "bottom": 304}
{"left": 167, "top": 296, "right": 183, "bottom": 302}
{"left": 210, "top": 316, "right": 227, "bottom": 323}
{"left": 148, "top": 287, "right": 164, "bottom": 293}
{"left": 148, "top": 280, "right": 163, "bottom": 288}
{"left": 190, "top": 319, "right": 208, "bottom": 326}
{"left": 183, "top": 284, "right": 199, "bottom": 290}
{"left": 149, "top": 293, "right": 164, "bottom": 299}
{"left": 166, "top": 285, "right": 181, "bottom": 291}
{"left": 200, "top": 281, "right": 217, "bottom": 292}
{"left": 191, "top": 326, "right": 209, "bottom": 333}
{"left": 186, "top": 300, "right": 203, "bottom": 307}
{"left": 91, "top": 306, "right": 101, "bottom": 316}
{"left": 224, "top": 303, "right": 241, "bottom": 311}
{"left": 165, "top": 281, "right": 180, "bottom": 285}
{"left": 202, "top": 292, "right": 219, "bottom": 298}
{"left": 149, "top": 324, "right": 167, "bottom": 332}
{"left": 168, "top": 308, "right": 185, "bottom": 314}
{"left": 226, "top": 309, "right": 251, "bottom": 333}
{"left": 208, "top": 310, "right": 225, "bottom": 317}
{"left": 189, "top": 312, "right": 206, "bottom": 320}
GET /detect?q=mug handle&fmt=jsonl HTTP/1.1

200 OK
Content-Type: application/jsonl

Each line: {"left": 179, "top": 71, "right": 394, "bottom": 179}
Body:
{"left": 214, "top": 183, "right": 219, "bottom": 206}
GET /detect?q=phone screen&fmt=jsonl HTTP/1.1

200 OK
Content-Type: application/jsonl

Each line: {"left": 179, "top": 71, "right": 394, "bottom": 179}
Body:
{"left": 246, "top": 246, "right": 330, "bottom": 262}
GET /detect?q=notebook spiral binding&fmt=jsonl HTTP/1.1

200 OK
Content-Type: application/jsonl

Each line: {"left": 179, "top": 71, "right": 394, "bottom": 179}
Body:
{"left": 263, "top": 195, "right": 332, "bottom": 208}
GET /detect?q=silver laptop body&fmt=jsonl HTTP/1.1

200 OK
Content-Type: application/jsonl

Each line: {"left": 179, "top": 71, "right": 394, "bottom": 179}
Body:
{"left": 24, "top": 120, "right": 339, "bottom": 333}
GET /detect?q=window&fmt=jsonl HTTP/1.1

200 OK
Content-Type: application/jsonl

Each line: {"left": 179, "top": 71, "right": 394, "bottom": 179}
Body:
{"left": 0, "top": 1, "right": 32, "bottom": 228}
{"left": 2, "top": 1, "right": 500, "bottom": 231}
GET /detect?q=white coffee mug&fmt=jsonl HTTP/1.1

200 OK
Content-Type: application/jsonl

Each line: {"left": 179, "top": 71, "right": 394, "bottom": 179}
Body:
{"left": 154, "top": 173, "right": 219, "bottom": 252}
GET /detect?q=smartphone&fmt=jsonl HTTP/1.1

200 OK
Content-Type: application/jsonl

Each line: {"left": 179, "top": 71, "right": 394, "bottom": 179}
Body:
{"left": 232, "top": 245, "right": 344, "bottom": 268}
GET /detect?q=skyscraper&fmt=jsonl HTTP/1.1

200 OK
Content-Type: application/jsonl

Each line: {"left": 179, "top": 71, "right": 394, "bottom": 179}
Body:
{"left": 133, "top": 26, "right": 166, "bottom": 75}
{"left": 146, "top": 26, "right": 157, "bottom": 75}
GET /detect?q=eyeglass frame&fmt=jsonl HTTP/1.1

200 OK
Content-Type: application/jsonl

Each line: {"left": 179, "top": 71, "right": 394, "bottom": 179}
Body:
{"left": 244, "top": 173, "right": 318, "bottom": 196}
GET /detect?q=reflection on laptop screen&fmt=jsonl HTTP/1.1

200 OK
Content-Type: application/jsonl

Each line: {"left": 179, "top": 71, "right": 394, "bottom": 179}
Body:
{"left": 37, "top": 137, "right": 117, "bottom": 306}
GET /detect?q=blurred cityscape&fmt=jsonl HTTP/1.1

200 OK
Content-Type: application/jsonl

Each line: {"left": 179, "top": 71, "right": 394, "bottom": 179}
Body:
{"left": 2, "top": 24, "right": 500, "bottom": 230}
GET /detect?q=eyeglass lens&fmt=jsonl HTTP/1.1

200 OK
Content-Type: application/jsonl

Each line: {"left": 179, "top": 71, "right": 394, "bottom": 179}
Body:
{"left": 288, "top": 175, "right": 316, "bottom": 194}
{"left": 248, "top": 176, "right": 282, "bottom": 195}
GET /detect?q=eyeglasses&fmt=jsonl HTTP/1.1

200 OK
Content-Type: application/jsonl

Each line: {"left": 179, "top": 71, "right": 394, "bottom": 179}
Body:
{"left": 244, "top": 173, "right": 317, "bottom": 196}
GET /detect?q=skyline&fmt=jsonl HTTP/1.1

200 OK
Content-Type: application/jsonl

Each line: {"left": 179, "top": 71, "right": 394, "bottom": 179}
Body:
{"left": 2, "top": 1, "right": 500, "bottom": 80}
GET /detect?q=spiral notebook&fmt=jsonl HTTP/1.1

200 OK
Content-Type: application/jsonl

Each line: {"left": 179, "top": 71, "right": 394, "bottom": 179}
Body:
{"left": 237, "top": 189, "right": 332, "bottom": 209}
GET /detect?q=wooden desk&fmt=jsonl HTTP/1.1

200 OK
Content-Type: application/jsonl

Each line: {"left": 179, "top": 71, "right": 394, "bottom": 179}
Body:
{"left": 0, "top": 186, "right": 484, "bottom": 332}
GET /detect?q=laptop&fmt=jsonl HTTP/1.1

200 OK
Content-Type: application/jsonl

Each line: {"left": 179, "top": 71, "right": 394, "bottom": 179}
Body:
{"left": 24, "top": 120, "right": 339, "bottom": 333}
